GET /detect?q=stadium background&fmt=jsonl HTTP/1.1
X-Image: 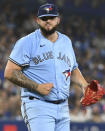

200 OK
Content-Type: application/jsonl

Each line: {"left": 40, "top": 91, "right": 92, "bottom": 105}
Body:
{"left": 0, "top": 0, "right": 105, "bottom": 130}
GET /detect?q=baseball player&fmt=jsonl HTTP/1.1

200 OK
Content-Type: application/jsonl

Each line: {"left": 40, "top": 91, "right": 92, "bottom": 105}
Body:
{"left": 4, "top": 3, "right": 89, "bottom": 131}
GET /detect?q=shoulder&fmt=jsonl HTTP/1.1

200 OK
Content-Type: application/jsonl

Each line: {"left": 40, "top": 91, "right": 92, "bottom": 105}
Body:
{"left": 58, "top": 31, "right": 72, "bottom": 43}
{"left": 19, "top": 29, "right": 39, "bottom": 42}
{"left": 58, "top": 31, "right": 72, "bottom": 46}
{"left": 27, "top": 29, "right": 41, "bottom": 40}
{"left": 15, "top": 29, "right": 40, "bottom": 46}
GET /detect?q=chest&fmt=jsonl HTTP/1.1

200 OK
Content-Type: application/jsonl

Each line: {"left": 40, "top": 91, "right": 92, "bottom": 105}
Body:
{"left": 33, "top": 39, "right": 73, "bottom": 65}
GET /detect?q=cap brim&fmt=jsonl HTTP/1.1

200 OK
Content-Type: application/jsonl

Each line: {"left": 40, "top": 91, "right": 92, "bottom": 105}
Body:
{"left": 38, "top": 14, "right": 59, "bottom": 18}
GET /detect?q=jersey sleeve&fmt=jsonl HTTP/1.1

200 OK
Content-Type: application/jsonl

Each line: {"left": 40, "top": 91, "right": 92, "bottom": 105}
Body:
{"left": 9, "top": 36, "right": 31, "bottom": 67}
{"left": 69, "top": 39, "right": 78, "bottom": 71}
{"left": 72, "top": 47, "right": 78, "bottom": 70}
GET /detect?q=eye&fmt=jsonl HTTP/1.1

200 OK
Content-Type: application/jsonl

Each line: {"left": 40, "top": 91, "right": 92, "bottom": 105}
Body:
{"left": 40, "top": 16, "right": 56, "bottom": 21}
{"left": 40, "top": 17, "right": 47, "bottom": 21}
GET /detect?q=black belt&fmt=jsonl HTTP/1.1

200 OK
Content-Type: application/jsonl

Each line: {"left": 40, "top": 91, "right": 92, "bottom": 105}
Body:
{"left": 29, "top": 96, "right": 66, "bottom": 104}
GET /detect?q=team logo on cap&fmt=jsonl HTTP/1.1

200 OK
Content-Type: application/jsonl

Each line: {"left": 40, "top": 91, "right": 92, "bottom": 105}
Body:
{"left": 44, "top": 6, "right": 53, "bottom": 13}
{"left": 63, "top": 69, "right": 71, "bottom": 80}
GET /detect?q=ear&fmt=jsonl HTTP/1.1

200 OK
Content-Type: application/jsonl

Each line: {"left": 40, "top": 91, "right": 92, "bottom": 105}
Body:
{"left": 35, "top": 17, "right": 40, "bottom": 24}
{"left": 57, "top": 17, "right": 60, "bottom": 24}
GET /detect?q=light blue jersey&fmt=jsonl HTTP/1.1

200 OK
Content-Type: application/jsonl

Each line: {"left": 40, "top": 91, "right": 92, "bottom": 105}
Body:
{"left": 9, "top": 29, "right": 78, "bottom": 101}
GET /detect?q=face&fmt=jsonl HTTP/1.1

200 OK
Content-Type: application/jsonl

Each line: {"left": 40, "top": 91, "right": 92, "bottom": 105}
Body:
{"left": 36, "top": 16, "right": 60, "bottom": 35}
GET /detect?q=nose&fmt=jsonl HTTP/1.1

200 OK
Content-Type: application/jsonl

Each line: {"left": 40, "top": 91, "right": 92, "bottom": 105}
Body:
{"left": 46, "top": 19, "right": 51, "bottom": 22}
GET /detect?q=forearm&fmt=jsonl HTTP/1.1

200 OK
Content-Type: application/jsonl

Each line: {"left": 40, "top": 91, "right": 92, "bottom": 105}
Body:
{"left": 71, "top": 68, "right": 89, "bottom": 91}
{"left": 4, "top": 60, "right": 54, "bottom": 95}
{"left": 7, "top": 69, "right": 39, "bottom": 91}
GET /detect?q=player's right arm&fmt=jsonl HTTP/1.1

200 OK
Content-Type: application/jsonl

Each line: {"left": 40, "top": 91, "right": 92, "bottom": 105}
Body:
{"left": 4, "top": 60, "right": 53, "bottom": 95}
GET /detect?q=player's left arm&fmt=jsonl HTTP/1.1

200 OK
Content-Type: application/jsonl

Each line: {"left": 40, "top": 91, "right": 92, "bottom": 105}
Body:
{"left": 71, "top": 67, "right": 89, "bottom": 93}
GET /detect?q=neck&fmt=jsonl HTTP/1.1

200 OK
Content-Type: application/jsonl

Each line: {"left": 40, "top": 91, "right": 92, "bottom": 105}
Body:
{"left": 41, "top": 31, "right": 58, "bottom": 43}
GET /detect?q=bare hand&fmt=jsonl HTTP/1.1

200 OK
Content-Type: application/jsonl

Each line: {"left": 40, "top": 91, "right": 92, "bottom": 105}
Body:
{"left": 36, "top": 83, "right": 54, "bottom": 95}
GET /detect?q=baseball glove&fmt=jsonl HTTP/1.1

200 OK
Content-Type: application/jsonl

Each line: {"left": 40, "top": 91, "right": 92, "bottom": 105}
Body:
{"left": 80, "top": 80, "right": 105, "bottom": 106}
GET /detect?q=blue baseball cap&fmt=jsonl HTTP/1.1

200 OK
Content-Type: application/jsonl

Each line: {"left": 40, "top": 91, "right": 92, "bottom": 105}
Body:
{"left": 37, "top": 3, "right": 59, "bottom": 18}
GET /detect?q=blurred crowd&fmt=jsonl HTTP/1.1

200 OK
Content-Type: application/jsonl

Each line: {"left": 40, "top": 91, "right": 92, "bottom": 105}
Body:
{"left": 0, "top": 0, "right": 105, "bottom": 122}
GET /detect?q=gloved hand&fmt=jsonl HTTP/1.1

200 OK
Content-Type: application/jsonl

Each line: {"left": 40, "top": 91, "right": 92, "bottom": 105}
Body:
{"left": 80, "top": 80, "right": 105, "bottom": 106}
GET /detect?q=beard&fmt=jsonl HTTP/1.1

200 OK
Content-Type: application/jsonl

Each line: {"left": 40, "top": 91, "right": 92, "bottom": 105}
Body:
{"left": 39, "top": 24, "right": 58, "bottom": 36}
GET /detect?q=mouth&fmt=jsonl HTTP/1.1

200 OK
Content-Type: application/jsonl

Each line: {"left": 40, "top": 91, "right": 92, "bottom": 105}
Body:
{"left": 45, "top": 24, "right": 52, "bottom": 29}
{"left": 46, "top": 23, "right": 51, "bottom": 26}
